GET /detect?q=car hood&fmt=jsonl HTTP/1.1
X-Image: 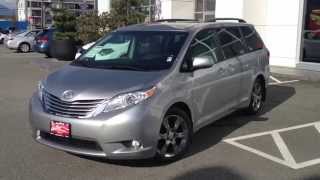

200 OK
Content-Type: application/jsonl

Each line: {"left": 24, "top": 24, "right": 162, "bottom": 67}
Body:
{"left": 44, "top": 65, "right": 167, "bottom": 101}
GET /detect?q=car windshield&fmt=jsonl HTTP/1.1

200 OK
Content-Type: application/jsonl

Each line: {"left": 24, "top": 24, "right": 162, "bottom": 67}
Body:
{"left": 73, "top": 31, "right": 188, "bottom": 71}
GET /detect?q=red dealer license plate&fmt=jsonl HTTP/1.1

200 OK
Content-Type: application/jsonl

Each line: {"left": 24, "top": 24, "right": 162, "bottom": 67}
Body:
{"left": 50, "top": 121, "right": 71, "bottom": 138}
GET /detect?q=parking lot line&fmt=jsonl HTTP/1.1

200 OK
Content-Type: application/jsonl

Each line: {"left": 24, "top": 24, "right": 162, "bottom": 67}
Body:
{"left": 269, "top": 76, "right": 300, "bottom": 85}
{"left": 271, "top": 133, "right": 296, "bottom": 164}
{"left": 270, "top": 76, "right": 282, "bottom": 83}
{"left": 225, "top": 122, "right": 320, "bottom": 142}
{"left": 225, "top": 139, "right": 294, "bottom": 168}
{"left": 224, "top": 121, "right": 320, "bottom": 169}
{"left": 269, "top": 80, "right": 300, "bottom": 85}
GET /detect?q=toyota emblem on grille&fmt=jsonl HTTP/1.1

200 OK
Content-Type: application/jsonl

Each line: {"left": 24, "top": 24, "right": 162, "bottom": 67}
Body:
{"left": 62, "top": 90, "right": 74, "bottom": 101}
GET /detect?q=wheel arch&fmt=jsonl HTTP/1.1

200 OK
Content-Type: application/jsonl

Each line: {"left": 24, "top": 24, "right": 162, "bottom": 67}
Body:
{"left": 166, "top": 102, "right": 193, "bottom": 131}
{"left": 255, "top": 74, "right": 267, "bottom": 101}
{"left": 19, "top": 42, "right": 31, "bottom": 49}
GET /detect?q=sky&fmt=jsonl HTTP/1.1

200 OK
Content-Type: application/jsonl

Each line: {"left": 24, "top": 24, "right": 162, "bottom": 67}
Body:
{"left": 0, "top": 0, "right": 16, "bottom": 9}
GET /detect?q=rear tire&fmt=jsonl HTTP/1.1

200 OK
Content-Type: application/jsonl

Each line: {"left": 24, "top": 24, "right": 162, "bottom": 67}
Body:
{"left": 156, "top": 107, "right": 192, "bottom": 162}
{"left": 245, "top": 78, "right": 265, "bottom": 115}
{"left": 19, "top": 43, "right": 30, "bottom": 53}
{"left": 45, "top": 52, "right": 52, "bottom": 58}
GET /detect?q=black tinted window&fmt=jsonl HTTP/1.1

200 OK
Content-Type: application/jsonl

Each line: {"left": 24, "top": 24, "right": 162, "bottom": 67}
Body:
{"left": 189, "top": 29, "right": 223, "bottom": 62}
{"left": 241, "top": 26, "right": 264, "bottom": 52}
{"left": 217, "top": 27, "right": 246, "bottom": 59}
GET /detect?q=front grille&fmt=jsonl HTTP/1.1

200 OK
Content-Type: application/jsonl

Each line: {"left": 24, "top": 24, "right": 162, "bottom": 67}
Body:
{"left": 43, "top": 91, "right": 104, "bottom": 118}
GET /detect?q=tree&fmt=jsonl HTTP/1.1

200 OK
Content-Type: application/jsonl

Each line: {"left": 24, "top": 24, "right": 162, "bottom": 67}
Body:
{"left": 52, "top": 9, "right": 77, "bottom": 40}
{"left": 109, "top": 0, "right": 146, "bottom": 28}
{"left": 76, "top": 0, "right": 147, "bottom": 44}
{"left": 77, "top": 11, "right": 101, "bottom": 44}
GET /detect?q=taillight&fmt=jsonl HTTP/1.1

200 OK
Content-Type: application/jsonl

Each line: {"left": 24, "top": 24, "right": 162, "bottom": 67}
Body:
{"left": 256, "top": 41, "right": 264, "bottom": 49}
{"left": 38, "top": 36, "right": 48, "bottom": 43}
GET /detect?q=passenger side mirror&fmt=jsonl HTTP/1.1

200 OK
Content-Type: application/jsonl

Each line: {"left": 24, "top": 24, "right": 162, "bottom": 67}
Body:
{"left": 192, "top": 56, "right": 214, "bottom": 70}
{"left": 77, "top": 47, "right": 86, "bottom": 55}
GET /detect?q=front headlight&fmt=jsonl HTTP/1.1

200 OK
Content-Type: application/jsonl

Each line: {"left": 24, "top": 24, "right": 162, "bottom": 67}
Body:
{"left": 38, "top": 81, "right": 44, "bottom": 102}
{"left": 92, "top": 87, "right": 156, "bottom": 117}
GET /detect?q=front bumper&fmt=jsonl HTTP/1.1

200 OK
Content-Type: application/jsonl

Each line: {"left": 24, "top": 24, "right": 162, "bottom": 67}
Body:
{"left": 6, "top": 40, "right": 18, "bottom": 49}
{"left": 33, "top": 44, "right": 48, "bottom": 53}
{"left": 29, "top": 94, "right": 162, "bottom": 160}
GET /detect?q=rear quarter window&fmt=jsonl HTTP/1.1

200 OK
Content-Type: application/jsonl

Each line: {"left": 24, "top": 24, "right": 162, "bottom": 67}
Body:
{"left": 241, "top": 26, "right": 264, "bottom": 52}
{"left": 217, "top": 27, "right": 246, "bottom": 59}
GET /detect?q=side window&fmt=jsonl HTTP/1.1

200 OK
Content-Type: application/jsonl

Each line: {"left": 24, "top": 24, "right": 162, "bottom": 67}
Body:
{"left": 27, "top": 32, "right": 35, "bottom": 37}
{"left": 189, "top": 29, "right": 223, "bottom": 63}
{"left": 217, "top": 27, "right": 246, "bottom": 59}
{"left": 241, "top": 26, "right": 264, "bottom": 52}
{"left": 25, "top": 32, "right": 31, "bottom": 37}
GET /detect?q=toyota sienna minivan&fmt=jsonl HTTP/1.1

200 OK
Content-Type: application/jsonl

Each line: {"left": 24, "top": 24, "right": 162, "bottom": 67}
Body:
{"left": 29, "top": 18, "right": 270, "bottom": 161}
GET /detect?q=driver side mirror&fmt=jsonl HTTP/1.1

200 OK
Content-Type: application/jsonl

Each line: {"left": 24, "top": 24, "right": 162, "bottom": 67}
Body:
{"left": 192, "top": 56, "right": 214, "bottom": 71}
{"left": 77, "top": 47, "right": 86, "bottom": 55}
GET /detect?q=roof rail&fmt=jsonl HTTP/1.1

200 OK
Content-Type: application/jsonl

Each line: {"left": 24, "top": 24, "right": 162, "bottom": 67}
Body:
{"left": 208, "top": 18, "right": 247, "bottom": 23}
{"left": 155, "top": 19, "right": 199, "bottom": 23}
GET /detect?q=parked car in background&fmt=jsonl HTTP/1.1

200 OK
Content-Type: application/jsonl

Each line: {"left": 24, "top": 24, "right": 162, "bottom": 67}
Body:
{"left": 4, "top": 30, "right": 26, "bottom": 45}
{"left": 0, "top": 32, "right": 8, "bottom": 44}
{"left": 29, "top": 18, "right": 270, "bottom": 161}
{"left": 75, "top": 42, "right": 95, "bottom": 59}
{"left": 6, "top": 30, "right": 42, "bottom": 53}
{"left": 33, "top": 29, "right": 55, "bottom": 57}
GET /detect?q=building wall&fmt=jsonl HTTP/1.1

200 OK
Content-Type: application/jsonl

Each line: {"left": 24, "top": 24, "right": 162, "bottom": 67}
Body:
{"left": 17, "top": 0, "right": 27, "bottom": 21}
{"left": 159, "top": 0, "right": 195, "bottom": 19}
{"left": 216, "top": 0, "right": 303, "bottom": 68}
{"left": 216, "top": 0, "right": 243, "bottom": 19}
{"left": 97, "top": 0, "right": 111, "bottom": 14}
{"left": 246, "top": 0, "right": 302, "bottom": 68}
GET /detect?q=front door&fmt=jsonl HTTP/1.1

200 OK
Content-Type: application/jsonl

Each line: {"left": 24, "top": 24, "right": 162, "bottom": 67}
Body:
{"left": 186, "top": 28, "right": 240, "bottom": 126}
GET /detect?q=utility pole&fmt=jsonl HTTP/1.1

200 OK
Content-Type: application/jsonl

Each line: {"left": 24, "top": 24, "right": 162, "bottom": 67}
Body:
{"left": 149, "top": 0, "right": 152, "bottom": 22}
{"left": 41, "top": 0, "right": 45, "bottom": 29}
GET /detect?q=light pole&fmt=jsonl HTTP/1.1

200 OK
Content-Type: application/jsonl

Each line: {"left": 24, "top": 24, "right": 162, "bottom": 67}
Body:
{"left": 149, "top": 0, "right": 152, "bottom": 21}
{"left": 41, "top": 0, "right": 45, "bottom": 29}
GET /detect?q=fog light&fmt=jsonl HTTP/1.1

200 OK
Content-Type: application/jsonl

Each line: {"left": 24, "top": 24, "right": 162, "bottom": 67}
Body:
{"left": 131, "top": 140, "right": 142, "bottom": 149}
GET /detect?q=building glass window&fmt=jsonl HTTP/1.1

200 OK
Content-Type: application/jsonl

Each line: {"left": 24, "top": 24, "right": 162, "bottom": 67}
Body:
{"left": 31, "top": 2, "right": 41, "bottom": 8}
{"left": 302, "top": 0, "right": 320, "bottom": 63}
{"left": 31, "top": 10, "right": 42, "bottom": 17}
{"left": 195, "top": 0, "right": 215, "bottom": 21}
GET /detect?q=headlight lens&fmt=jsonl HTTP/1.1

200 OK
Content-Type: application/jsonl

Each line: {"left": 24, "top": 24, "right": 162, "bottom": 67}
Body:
{"left": 38, "top": 81, "right": 44, "bottom": 101}
{"left": 92, "top": 87, "right": 156, "bottom": 117}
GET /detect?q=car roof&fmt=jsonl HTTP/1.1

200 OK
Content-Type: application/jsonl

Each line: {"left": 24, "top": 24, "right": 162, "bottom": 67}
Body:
{"left": 116, "top": 21, "right": 253, "bottom": 33}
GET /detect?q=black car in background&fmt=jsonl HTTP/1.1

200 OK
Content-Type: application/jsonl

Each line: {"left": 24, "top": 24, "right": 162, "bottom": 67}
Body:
{"left": 33, "top": 29, "right": 55, "bottom": 57}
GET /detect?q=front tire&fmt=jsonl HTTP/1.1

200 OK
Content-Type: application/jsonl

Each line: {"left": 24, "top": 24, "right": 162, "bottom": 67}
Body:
{"left": 19, "top": 43, "right": 30, "bottom": 53}
{"left": 45, "top": 52, "right": 52, "bottom": 58}
{"left": 246, "top": 78, "right": 265, "bottom": 115}
{"left": 156, "top": 108, "right": 192, "bottom": 161}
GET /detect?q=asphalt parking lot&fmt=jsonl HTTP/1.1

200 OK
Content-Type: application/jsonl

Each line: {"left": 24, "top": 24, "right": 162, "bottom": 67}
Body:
{"left": 0, "top": 45, "right": 320, "bottom": 180}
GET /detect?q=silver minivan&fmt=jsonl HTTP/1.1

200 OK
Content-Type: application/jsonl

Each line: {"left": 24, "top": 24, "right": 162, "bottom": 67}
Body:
{"left": 29, "top": 19, "right": 270, "bottom": 161}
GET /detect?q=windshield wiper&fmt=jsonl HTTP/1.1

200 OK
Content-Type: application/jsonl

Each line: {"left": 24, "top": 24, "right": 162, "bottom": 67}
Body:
{"left": 74, "top": 60, "right": 90, "bottom": 67}
{"left": 73, "top": 57, "right": 95, "bottom": 67}
{"left": 97, "top": 65, "right": 147, "bottom": 71}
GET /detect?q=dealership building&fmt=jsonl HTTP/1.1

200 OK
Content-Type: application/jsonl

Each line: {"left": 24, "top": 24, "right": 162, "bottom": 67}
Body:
{"left": 98, "top": 0, "right": 320, "bottom": 71}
